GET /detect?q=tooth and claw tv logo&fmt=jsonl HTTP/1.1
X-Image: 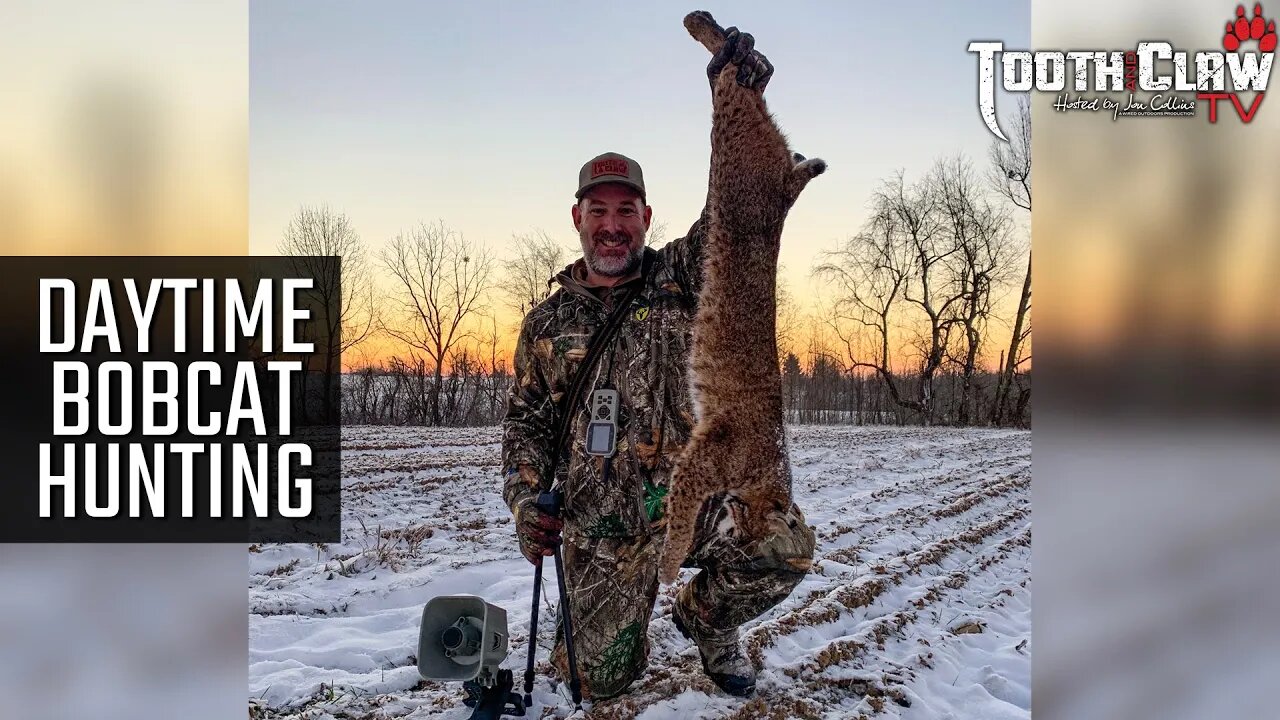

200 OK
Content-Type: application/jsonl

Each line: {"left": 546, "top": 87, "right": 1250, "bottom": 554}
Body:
{"left": 971, "top": 2, "right": 1275, "bottom": 140}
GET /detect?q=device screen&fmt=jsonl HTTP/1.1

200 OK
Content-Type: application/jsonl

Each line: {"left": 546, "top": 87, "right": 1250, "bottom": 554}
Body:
{"left": 586, "top": 423, "right": 615, "bottom": 455}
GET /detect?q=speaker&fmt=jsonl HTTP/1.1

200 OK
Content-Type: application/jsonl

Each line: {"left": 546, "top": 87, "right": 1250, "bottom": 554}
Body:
{"left": 417, "top": 595, "right": 509, "bottom": 686}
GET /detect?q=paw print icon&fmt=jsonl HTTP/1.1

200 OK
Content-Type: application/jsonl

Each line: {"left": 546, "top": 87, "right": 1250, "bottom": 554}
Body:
{"left": 1223, "top": 3, "right": 1277, "bottom": 52}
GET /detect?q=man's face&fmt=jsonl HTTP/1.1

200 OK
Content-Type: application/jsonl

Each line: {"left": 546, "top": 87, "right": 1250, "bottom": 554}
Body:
{"left": 572, "top": 183, "right": 652, "bottom": 278}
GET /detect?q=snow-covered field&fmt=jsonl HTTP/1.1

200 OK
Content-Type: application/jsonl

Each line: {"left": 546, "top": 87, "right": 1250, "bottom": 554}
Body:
{"left": 249, "top": 425, "right": 1030, "bottom": 719}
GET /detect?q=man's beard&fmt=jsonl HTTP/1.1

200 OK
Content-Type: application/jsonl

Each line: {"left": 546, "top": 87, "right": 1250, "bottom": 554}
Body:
{"left": 581, "top": 229, "right": 644, "bottom": 278}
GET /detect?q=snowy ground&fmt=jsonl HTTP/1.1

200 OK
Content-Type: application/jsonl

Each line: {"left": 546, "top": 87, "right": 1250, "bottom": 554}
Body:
{"left": 249, "top": 425, "right": 1030, "bottom": 719}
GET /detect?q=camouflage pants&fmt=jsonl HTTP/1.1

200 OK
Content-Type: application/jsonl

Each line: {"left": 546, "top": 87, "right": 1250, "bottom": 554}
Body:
{"left": 550, "top": 496, "right": 815, "bottom": 699}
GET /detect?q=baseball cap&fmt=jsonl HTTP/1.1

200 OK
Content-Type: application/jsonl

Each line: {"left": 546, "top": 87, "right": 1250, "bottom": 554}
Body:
{"left": 576, "top": 152, "right": 646, "bottom": 200}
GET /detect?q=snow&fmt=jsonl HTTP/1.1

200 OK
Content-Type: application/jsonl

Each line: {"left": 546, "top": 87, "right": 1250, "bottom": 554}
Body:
{"left": 249, "top": 424, "right": 1030, "bottom": 719}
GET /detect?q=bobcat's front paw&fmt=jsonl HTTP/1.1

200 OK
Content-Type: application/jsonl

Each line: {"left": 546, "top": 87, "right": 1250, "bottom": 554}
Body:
{"left": 793, "top": 155, "right": 827, "bottom": 178}
{"left": 785, "top": 154, "right": 827, "bottom": 200}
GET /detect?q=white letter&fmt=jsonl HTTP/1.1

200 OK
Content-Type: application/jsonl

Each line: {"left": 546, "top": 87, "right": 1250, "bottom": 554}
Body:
{"left": 1095, "top": 51, "right": 1125, "bottom": 91}
{"left": 1139, "top": 42, "right": 1172, "bottom": 91}
{"left": 164, "top": 279, "right": 197, "bottom": 352}
{"left": 170, "top": 443, "right": 203, "bottom": 518}
{"left": 129, "top": 444, "right": 165, "bottom": 518}
{"left": 1173, "top": 52, "right": 1196, "bottom": 91}
{"left": 81, "top": 279, "right": 121, "bottom": 353}
{"left": 268, "top": 362, "right": 301, "bottom": 435}
{"left": 1197, "top": 52, "right": 1225, "bottom": 92}
{"left": 1002, "top": 51, "right": 1034, "bottom": 91}
{"left": 968, "top": 42, "right": 1008, "bottom": 141}
{"left": 40, "top": 279, "right": 75, "bottom": 352}
{"left": 123, "top": 279, "right": 161, "bottom": 353}
{"left": 232, "top": 444, "right": 269, "bottom": 517}
{"left": 53, "top": 361, "right": 90, "bottom": 435}
{"left": 86, "top": 444, "right": 120, "bottom": 518}
{"left": 142, "top": 361, "right": 179, "bottom": 435}
{"left": 278, "top": 444, "right": 312, "bottom": 517}
{"left": 39, "top": 443, "right": 76, "bottom": 517}
{"left": 187, "top": 362, "right": 221, "bottom": 435}
{"left": 1227, "top": 51, "right": 1273, "bottom": 91}
{"left": 227, "top": 279, "right": 273, "bottom": 353}
{"left": 208, "top": 443, "right": 222, "bottom": 517}
{"left": 203, "top": 278, "right": 216, "bottom": 353}
{"left": 282, "top": 279, "right": 314, "bottom": 353}
{"left": 228, "top": 363, "right": 266, "bottom": 436}
{"left": 98, "top": 361, "right": 132, "bottom": 436}
{"left": 1034, "top": 51, "right": 1065, "bottom": 91}
{"left": 1066, "top": 51, "right": 1093, "bottom": 91}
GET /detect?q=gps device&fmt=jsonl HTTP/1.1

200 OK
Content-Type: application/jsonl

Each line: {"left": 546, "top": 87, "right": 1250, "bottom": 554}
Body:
{"left": 585, "top": 389, "right": 619, "bottom": 457}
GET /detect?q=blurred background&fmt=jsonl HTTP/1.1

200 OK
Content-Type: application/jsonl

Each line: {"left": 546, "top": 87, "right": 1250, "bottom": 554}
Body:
{"left": 0, "top": 2, "right": 247, "bottom": 720}
{"left": 1035, "top": 0, "right": 1280, "bottom": 718}
{"left": 1, "top": 0, "right": 1278, "bottom": 718}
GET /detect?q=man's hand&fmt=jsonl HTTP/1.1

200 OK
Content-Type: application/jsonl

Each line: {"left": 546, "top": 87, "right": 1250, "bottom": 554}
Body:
{"left": 513, "top": 482, "right": 564, "bottom": 564}
{"left": 707, "top": 26, "right": 773, "bottom": 92}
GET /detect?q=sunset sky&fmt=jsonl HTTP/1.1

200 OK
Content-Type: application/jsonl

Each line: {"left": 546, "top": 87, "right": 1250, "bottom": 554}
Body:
{"left": 249, "top": 1, "right": 1030, "bottom": 369}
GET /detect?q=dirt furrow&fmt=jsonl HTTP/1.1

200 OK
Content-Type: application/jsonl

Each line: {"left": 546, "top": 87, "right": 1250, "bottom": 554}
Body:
{"left": 934, "top": 471, "right": 1030, "bottom": 519}
{"left": 819, "top": 470, "right": 1028, "bottom": 562}
{"left": 746, "top": 505, "right": 1029, "bottom": 664}
{"left": 744, "top": 526, "right": 1034, "bottom": 720}
{"left": 596, "top": 521, "right": 1032, "bottom": 720}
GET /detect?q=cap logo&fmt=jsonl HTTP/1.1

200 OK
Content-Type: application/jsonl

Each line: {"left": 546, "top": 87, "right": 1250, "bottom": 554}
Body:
{"left": 591, "top": 158, "right": 629, "bottom": 178}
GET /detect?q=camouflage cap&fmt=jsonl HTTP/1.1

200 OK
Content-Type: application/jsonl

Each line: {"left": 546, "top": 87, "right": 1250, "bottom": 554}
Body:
{"left": 576, "top": 152, "right": 646, "bottom": 201}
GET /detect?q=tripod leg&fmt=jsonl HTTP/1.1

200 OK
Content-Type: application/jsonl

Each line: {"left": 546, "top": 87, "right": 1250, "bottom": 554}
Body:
{"left": 551, "top": 546, "right": 583, "bottom": 709}
{"left": 523, "top": 560, "right": 542, "bottom": 708}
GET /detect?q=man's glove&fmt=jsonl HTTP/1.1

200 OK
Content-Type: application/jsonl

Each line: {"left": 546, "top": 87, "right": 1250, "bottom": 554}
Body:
{"left": 707, "top": 26, "right": 774, "bottom": 92}
{"left": 513, "top": 492, "right": 564, "bottom": 564}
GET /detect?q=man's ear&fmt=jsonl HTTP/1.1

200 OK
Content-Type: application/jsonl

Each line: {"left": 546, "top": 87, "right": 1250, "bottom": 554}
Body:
{"left": 643, "top": 204, "right": 653, "bottom": 230}
{"left": 571, "top": 202, "right": 583, "bottom": 231}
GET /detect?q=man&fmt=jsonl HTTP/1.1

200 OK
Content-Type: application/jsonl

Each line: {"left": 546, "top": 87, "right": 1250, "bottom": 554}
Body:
{"left": 501, "top": 29, "right": 815, "bottom": 701}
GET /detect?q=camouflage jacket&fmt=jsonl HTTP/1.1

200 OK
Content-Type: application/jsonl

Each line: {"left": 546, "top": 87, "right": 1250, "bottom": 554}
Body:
{"left": 501, "top": 216, "right": 707, "bottom": 542}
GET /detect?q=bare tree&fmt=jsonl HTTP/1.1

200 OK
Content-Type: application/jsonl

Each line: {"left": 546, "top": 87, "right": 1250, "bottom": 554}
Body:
{"left": 644, "top": 220, "right": 669, "bottom": 248}
{"left": 498, "top": 218, "right": 669, "bottom": 320}
{"left": 781, "top": 351, "right": 802, "bottom": 421}
{"left": 379, "top": 220, "right": 494, "bottom": 425}
{"left": 775, "top": 269, "right": 803, "bottom": 365}
{"left": 814, "top": 201, "right": 918, "bottom": 417}
{"left": 987, "top": 98, "right": 1031, "bottom": 213}
{"left": 278, "top": 204, "right": 376, "bottom": 423}
{"left": 931, "top": 156, "right": 1017, "bottom": 424}
{"left": 819, "top": 167, "right": 998, "bottom": 425}
{"left": 987, "top": 98, "right": 1032, "bottom": 426}
{"left": 502, "top": 229, "right": 570, "bottom": 318}
{"left": 478, "top": 313, "right": 511, "bottom": 422}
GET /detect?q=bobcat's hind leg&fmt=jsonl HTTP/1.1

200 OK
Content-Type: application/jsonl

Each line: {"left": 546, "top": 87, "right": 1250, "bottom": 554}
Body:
{"left": 685, "top": 11, "right": 728, "bottom": 56}
{"left": 658, "top": 451, "right": 719, "bottom": 584}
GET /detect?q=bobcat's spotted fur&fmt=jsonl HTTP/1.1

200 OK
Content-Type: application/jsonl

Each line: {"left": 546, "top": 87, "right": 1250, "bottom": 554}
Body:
{"left": 658, "top": 11, "right": 826, "bottom": 583}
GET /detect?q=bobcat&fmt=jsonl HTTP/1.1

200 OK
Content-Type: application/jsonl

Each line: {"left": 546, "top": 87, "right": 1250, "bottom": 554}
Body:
{"left": 658, "top": 11, "right": 826, "bottom": 584}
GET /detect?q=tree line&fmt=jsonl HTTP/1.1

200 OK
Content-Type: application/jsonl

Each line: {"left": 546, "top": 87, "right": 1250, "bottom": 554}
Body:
{"left": 284, "top": 103, "right": 1031, "bottom": 428}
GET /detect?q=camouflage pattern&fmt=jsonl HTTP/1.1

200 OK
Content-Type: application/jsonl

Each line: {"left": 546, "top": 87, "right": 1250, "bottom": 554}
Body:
{"left": 501, "top": 217, "right": 816, "bottom": 699}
